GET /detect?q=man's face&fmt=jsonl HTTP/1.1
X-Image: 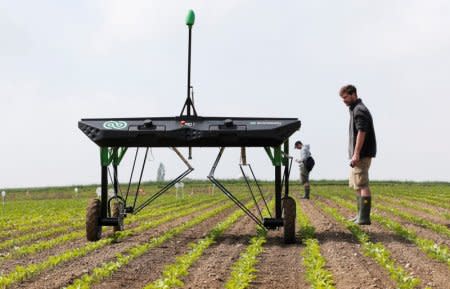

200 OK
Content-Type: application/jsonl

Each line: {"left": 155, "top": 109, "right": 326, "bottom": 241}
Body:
{"left": 295, "top": 144, "right": 302, "bottom": 150}
{"left": 340, "top": 92, "right": 357, "bottom": 106}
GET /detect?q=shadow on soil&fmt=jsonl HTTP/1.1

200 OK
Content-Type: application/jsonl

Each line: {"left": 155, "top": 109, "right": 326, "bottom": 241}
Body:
{"left": 313, "top": 230, "right": 412, "bottom": 245}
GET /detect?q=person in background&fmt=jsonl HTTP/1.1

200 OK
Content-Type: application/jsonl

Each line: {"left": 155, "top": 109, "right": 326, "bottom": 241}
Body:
{"left": 339, "top": 84, "right": 377, "bottom": 225}
{"left": 294, "top": 141, "right": 313, "bottom": 199}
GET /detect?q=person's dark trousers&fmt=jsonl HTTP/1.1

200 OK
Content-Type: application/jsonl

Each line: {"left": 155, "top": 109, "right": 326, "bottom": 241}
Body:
{"left": 357, "top": 196, "right": 371, "bottom": 225}
{"left": 301, "top": 186, "right": 310, "bottom": 199}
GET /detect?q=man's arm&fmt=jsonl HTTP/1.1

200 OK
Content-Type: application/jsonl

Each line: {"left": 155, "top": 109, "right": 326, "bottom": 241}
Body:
{"left": 351, "top": 130, "right": 366, "bottom": 166}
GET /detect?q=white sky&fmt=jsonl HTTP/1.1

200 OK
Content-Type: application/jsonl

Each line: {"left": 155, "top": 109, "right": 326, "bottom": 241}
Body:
{"left": 1, "top": 1, "right": 450, "bottom": 188}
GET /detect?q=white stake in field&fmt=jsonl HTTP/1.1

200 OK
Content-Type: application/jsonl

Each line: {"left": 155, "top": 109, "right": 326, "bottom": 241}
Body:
{"left": 1, "top": 190, "right": 6, "bottom": 208}
{"left": 175, "top": 182, "right": 185, "bottom": 199}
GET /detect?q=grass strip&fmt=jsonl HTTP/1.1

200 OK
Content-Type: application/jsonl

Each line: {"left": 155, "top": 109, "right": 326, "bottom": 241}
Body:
{"left": 297, "top": 200, "right": 335, "bottom": 289}
{"left": 64, "top": 202, "right": 235, "bottom": 289}
{"left": 315, "top": 200, "right": 421, "bottom": 289}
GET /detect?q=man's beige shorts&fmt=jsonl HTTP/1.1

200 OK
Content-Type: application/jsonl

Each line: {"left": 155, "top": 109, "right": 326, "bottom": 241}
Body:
{"left": 349, "top": 157, "right": 372, "bottom": 190}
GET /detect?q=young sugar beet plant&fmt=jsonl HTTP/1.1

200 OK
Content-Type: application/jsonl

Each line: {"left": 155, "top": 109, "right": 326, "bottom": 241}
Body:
{"left": 0, "top": 199, "right": 223, "bottom": 288}
{"left": 224, "top": 228, "right": 267, "bottom": 289}
{"left": 328, "top": 196, "right": 450, "bottom": 266}
{"left": 296, "top": 199, "right": 335, "bottom": 289}
{"left": 223, "top": 199, "right": 274, "bottom": 289}
{"left": 315, "top": 201, "right": 422, "bottom": 289}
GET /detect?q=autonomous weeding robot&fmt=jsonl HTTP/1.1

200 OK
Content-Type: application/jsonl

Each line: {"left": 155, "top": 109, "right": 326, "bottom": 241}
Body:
{"left": 79, "top": 10, "right": 301, "bottom": 243}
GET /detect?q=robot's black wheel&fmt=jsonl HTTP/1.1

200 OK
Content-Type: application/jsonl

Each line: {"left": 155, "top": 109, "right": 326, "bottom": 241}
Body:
{"left": 282, "top": 196, "right": 296, "bottom": 244}
{"left": 86, "top": 199, "right": 102, "bottom": 241}
{"left": 112, "top": 202, "right": 124, "bottom": 233}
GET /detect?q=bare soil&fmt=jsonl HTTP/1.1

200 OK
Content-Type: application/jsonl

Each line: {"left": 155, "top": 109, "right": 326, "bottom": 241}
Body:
{"left": 250, "top": 229, "right": 308, "bottom": 289}
{"left": 183, "top": 213, "right": 256, "bottom": 289}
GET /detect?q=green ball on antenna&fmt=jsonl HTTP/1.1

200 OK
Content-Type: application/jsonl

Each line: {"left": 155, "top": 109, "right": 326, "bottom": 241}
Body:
{"left": 186, "top": 10, "right": 195, "bottom": 26}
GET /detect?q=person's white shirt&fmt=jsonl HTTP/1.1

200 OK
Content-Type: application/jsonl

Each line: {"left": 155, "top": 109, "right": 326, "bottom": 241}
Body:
{"left": 295, "top": 144, "right": 311, "bottom": 170}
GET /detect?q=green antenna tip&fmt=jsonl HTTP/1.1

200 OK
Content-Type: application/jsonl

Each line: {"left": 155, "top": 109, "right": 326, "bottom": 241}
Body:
{"left": 186, "top": 10, "right": 195, "bottom": 26}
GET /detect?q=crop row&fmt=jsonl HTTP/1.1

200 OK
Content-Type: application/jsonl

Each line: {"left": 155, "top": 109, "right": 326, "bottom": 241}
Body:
{"left": 224, "top": 228, "right": 267, "bottom": 289}
{"left": 377, "top": 190, "right": 450, "bottom": 210}
{"left": 375, "top": 203, "right": 450, "bottom": 239}
{"left": 0, "top": 197, "right": 219, "bottom": 263}
{"left": 1, "top": 194, "right": 221, "bottom": 250}
{"left": 373, "top": 185, "right": 450, "bottom": 200}
{"left": 0, "top": 193, "right": 192, "bottom": 233}
{"left": 0, "top": 198, "right": 226, "bottom": 288}
{"left": 315, "top": 200, "right": 421, "bottom": 289}
{"left": 335, "top": 192, "right": 450, "bottom": 239}
{"left": 65, "top": 201, "right": 236, "bottom": 289}
{"left": 296, "top": 199, "right": 335, "bottom": 289}
{"left": 0, "top": 195, "right": 189, "bottom": 235}
{"left": 0, "top": 197, "right": 201, "bottom": 239}
{"left": 223, "top": 199, "right": 273, "bottom": 289}
{"left": 143, "top": 199, "right": 260, "bottom": 289}
{"left": 326, "top": 196, "right": 450, "bottom": 266}
{"left": 373, "top": 195, "right": 450, "bottom": 222}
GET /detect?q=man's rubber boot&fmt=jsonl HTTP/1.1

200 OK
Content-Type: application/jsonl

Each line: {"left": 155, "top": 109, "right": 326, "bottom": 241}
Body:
{"left": 349, "top": 195, "right": 361, "bottom": 222}
{"left": 301, "top": 186, "right": 310, "bottom": 199}
{"left": 357, "top": 196, "right": 371, "bottom": 225}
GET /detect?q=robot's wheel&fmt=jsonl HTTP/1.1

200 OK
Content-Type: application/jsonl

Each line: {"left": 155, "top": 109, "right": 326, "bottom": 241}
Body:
{"left": 282, "top": 196, "right": 296, "bottom": 244}
{"left": 86, "top": 199, "right": 102, "bottom": 242}
{"left": 112, "top": 202, "right": 125, "bottom": 233}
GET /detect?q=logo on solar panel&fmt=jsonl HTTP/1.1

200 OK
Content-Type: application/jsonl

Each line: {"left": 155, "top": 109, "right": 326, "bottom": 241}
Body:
{"left": 103, "top": 121, "right": 128, "bottom": 130}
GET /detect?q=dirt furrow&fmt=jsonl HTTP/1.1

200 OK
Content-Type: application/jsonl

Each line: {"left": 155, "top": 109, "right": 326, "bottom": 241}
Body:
{"left": 322, "top": 198, "right": 450, "bottom": 289}
{"left": 250, "top": 229, "right": 307, "bottom": 289}
{"left": 90, "top": 206, "right": 237, "bottom": 289}
{"left": 302, "top": 199, "right": 396, "bottom": 289}
{"left": 182, "top": 212, "right": 256, "bottom": 289}
{"left": 10, "top": 204, "right": 222, "bottom": 289}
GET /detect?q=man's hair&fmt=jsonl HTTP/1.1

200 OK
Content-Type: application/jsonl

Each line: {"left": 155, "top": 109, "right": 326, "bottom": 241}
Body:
{"left": 339, "top": 84, "right": 357, "bottom": 96}
{"left": 295, "top": 141, "right": 303, "bottom": 146}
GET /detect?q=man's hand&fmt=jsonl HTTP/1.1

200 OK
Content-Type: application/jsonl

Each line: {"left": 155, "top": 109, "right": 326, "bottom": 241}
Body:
{"left": 351, "top": 153, "right": 360, "bottom": 167}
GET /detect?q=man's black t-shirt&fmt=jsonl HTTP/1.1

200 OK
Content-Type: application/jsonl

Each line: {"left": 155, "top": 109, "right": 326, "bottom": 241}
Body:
{"left": 349, "top": 99, "right": 377, "bottom": 159}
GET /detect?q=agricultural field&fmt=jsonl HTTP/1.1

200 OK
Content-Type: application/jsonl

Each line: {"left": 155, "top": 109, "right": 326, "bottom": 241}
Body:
{"left": 0, "top": 181, "right": 449, "bottom": 289}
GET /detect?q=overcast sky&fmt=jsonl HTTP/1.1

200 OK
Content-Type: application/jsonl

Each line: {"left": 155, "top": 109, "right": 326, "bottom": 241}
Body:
{"left": 1, "top": 1, "right": 450, "bottom": 188}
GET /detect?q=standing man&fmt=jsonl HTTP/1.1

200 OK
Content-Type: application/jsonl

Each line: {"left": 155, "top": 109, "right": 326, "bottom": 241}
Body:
{"left": 340, "top": 85, "right": 376, "bottom": 225}
{"left": 294, "top": 141, "right": 313, "bottom": 199}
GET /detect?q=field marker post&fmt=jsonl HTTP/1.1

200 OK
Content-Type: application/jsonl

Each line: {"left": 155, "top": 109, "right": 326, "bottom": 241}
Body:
{"left": 1, "top": 191, "right": 5, "bottom": 211}
{"left": 96, "top": 187, "right": 101, "bottom": 198}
